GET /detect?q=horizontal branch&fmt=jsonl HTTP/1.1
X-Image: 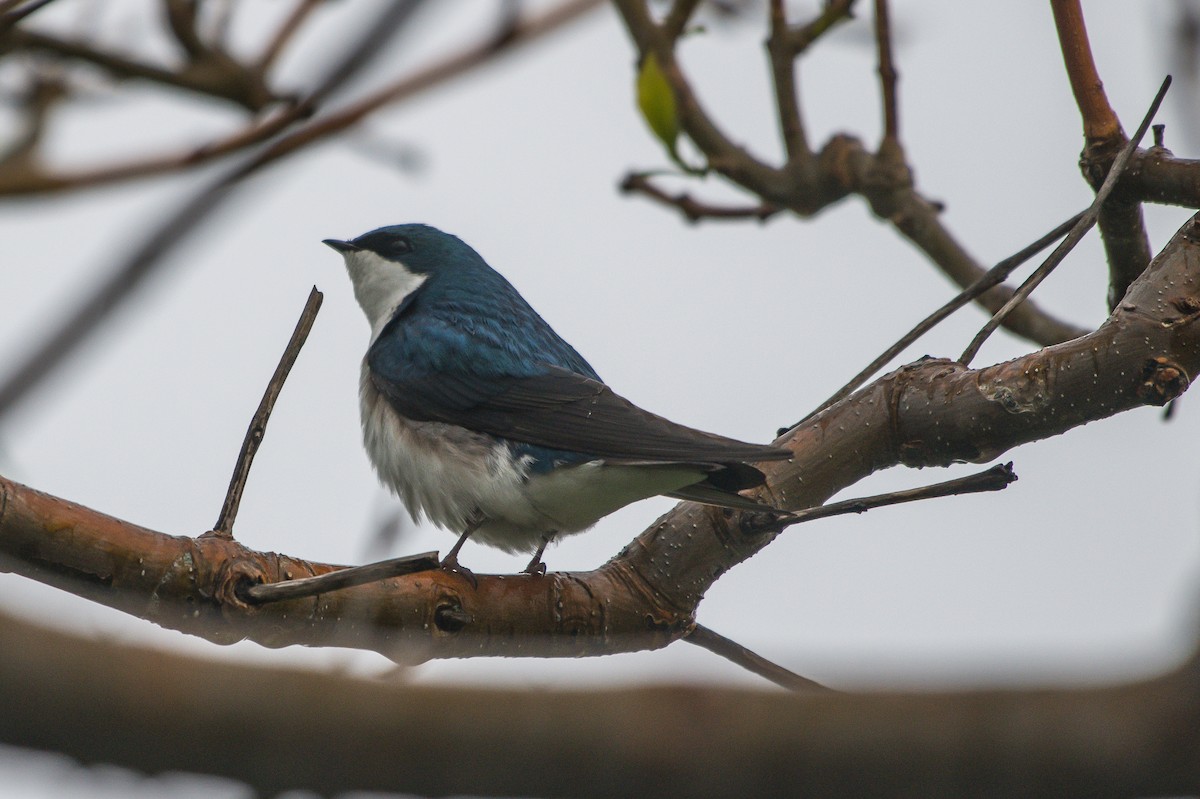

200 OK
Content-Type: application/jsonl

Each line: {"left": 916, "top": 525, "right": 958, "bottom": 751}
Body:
{"left": 1, "top": 213, "right": 1199, "bottom": 665}
{"left": 0, "top": 610, "right": 1196, "bottom": 797}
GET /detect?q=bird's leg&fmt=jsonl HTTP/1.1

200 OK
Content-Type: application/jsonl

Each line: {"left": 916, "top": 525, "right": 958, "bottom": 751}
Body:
{"left": 521, "top": 532, "right": 556, "bottom": 576}
{"left": 441, "top": 519, "right": 480, "bottom": 584}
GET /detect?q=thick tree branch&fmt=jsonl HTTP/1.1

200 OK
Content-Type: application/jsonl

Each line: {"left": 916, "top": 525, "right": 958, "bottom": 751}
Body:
{"left": 0, "top": 610, "right": 1197, "bottom": 797}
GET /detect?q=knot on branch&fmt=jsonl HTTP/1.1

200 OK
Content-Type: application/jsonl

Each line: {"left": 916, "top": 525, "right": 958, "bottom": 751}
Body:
{"left": 1137, "top": 357, "right": 1189, "bottom": 406}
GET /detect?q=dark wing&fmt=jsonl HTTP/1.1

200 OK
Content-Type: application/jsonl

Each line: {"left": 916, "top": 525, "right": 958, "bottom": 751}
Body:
{"left": 368, "top": 313, "right": 791, "bottom": 466}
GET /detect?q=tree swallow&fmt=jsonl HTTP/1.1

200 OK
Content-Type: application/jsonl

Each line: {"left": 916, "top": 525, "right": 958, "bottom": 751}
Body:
{"left": 324, "top": 224, "right": 791, "bottom": 574}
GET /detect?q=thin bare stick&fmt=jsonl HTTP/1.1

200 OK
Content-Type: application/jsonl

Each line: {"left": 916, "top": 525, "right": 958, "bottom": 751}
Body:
{"left": 784, "top": 210, "right": 1085, "bottom": 432}
{"left": 256, "top": 0, "right": 323, "bottom": 72}
{"left": 0, "top": 0, "right": 56, "bottom": 28}
{"left": 212, "top": 287, "right": 322, "bottom": 537}
{"left": 767, "top": 0, "right": 810, "bottom": 162}
{"left": 959, "top": 75, "right": 1171, "bottom": 366}
{"left": 873, "top": 0, "right": 898, "bottom": 142}
{"left": 744, "top": 463, "right": 1017, "bottom": 535}
{"left": 241, "top": 552, "right": 440, "bottom": 604}
{"left": 662, "top": 0, "right": 701, "bottom": 42}
{"left": 686, "top": 624, "right": 833, "bottom": 692}
{"left": 620, "top": 172, "right": 780, "bottom": 222}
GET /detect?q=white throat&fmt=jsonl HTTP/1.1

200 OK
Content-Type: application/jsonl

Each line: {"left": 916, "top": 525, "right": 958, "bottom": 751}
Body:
{"left": 340, "top": 249, "right": 428, "bottom": 341}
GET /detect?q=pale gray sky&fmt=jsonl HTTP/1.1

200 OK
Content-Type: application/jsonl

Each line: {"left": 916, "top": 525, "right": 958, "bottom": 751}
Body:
{"left": 1, "top": 1, "right": 1198, "bottom": 793}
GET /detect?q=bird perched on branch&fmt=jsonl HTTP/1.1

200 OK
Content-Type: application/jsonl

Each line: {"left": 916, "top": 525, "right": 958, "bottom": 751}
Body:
{"left": 325, "top": 224, "right": 790, "bottom": 575}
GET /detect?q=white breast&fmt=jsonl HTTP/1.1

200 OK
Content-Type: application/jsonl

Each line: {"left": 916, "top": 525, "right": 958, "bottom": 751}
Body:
{"left": 358, "top": 364, "right": 711, "bottom": 555}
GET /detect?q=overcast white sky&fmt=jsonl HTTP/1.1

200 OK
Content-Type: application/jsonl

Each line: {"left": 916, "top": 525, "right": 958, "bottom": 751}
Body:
{"left": 2, "top": 1, "right": 1199, "bottom": 795}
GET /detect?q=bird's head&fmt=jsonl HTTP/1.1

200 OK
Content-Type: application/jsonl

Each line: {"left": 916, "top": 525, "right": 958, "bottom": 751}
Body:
{"left": 324, "top": 223, "right": 485, "bottom": 338}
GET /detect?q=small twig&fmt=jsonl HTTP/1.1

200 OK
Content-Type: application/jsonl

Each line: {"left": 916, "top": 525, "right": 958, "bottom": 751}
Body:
{"left": 685, "top": 623, "right": 833, "bottom": 692}
{"left": 620, "top": 172, "right": 780, "bottom": 222}
{"left": 662, "top": 0, "right": 701, "bottom": 42}
{"left": 1050, "top": 0, "right": 1121, "bottom": 143}
{"left": 786, "top": 0, "right": 856, "bottom": 53}
{"left": 257, "top": 0, "right": 323, "bottom": 72}
{"left": 784, "top": 210, "right": 1085, "bottom": 432}
{"left": 212, "top": 287, "right": 322, "bottom": 537}
{"left": 960, "top": 76, "right": 1171, "bottom": 366}
{"left": 0, "top": 0, "right": 56, "bottom": 29}
{"left": 873, "top": 0, "right": 898, "bottom": 142}
{"left": 241, "top": 552, "right": 440, "bottom": 604}
{"left": 745, "top": 463, "right": 1018, "bottom": 535}
{"left": 767, "top": 0, "right": 810, "bottom": 162}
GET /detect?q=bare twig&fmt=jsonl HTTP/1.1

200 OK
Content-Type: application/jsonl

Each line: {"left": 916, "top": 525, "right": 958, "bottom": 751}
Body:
{"left": 0, "top": 0, "right": 56, "bottom": 30}
{"left": 788, "top": 210, "right": 1086, "bottom": 430}
{"left": 744, "top": 464, "right": 1017, "bottom": 535}
{"left": 620, "top": 172, "right": 780, "bottom": 222}
{"left": 242, "top": 552, "right": 440, "bottom": 604}
{"left": 3, "top": 28, "right": 275, "bottom": 111}
{"left": 662, "top": 0, "right": 701, "bottom": 42}
{"left": 786, "top": 0, "right": 856, "bottom": 53}
{"left": 767, "top": 0, "right": 809, "bottom": 162}
{"left": 212, "top": 287, "right": 322, "bottom": 537}
{"left": 685, "top": 624, "right": 833, "bottom": 692}
{"left": 873, "top": 0, "right": 898, "bottom": 142}
{"left": 256, "top": 0, "right": 323, "bottom": 72}
{"left": 960, "top": 76, "right": 1171, "bottom": 365}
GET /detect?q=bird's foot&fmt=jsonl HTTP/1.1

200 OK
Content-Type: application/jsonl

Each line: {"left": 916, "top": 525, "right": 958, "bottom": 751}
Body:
{"left": 521, "top": 554, "right": 547, "bottom": 577}
{"left": 521, "top": 533, "right": 554, "bottom": 577}
{"left": 440, "top": 552, "right": 478, "bottom": 588}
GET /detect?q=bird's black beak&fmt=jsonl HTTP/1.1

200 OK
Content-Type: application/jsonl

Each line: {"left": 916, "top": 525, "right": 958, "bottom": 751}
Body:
{"left": 323, "top": 238, "right": 359, "bottom": 254}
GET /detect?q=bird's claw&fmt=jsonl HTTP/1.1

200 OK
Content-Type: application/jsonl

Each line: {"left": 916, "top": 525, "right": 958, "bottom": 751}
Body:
{"left": 521, "top": 557, "right": 547, "bottom": 577}
{"left": 440, "top": 554, "right": 478, "bottom": 588}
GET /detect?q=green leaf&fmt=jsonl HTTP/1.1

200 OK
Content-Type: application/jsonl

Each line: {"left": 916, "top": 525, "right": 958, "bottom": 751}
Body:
{"left": 636, "top": 52, "right": 680, "bottom": 159}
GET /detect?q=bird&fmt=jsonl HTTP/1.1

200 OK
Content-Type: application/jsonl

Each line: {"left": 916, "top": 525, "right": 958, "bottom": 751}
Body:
{"left": 324, "top": 224, "right": 791, "bottom": 575}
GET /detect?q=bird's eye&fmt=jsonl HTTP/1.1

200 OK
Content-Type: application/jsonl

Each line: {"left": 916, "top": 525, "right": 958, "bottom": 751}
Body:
{"left": 389, "top": 237, "right": 413, "bottom": 257}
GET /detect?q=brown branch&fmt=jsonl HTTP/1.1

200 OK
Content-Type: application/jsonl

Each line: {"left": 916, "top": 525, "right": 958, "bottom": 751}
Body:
{"left": 1123, "top": 145, "right": 1200, "bottom": 207}
{"left": 786, "top": 0, "right": 857, "bottom": 53}
{"left": 767, "top": 0, "right": 810, "bottom": 162}
{"left": 256, "top": 0, "right": 322, "bottom": 72}
{"left": 1050, "top": 0, "right": 1121, "bottom": 144}
{"left": 2, "top": 610, "right": 1197, "bottom": 797}
{"left": 212, "top": 287, "right": 322, "bottom": 537}
{"left": 619, "top": 172, "right": 780, "bottom": 222}
{"left": 1, "top": 28, "right": 276, "bottom": 111}
{"left": 746, "top": 464, "right": 1017, "bottom": 534}
{"left": 873, "top": 0, "right": 898, "bottom": 142}
{"left": 661, "top": 0, "right": 700, "bottom": 42}
{"left": 1050, "top": 0, "right": 1153, "bottom": 310}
